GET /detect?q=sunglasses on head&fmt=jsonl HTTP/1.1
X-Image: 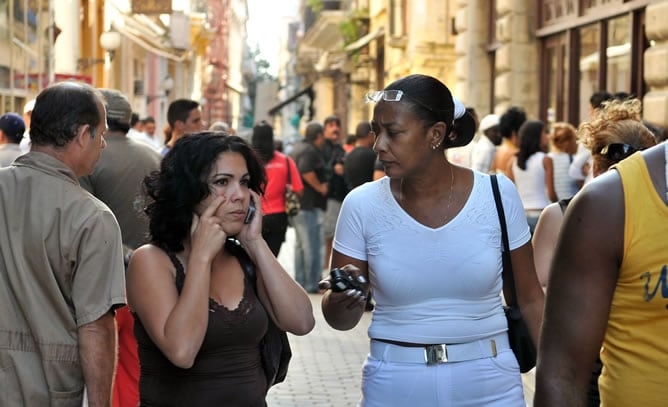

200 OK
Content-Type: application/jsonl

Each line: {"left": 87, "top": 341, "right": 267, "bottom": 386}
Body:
{"left": 365, "top": 90, "right": 404, "bottom": 103}
{"left": 599, "top": 143, "right": 638, "bottom": 162}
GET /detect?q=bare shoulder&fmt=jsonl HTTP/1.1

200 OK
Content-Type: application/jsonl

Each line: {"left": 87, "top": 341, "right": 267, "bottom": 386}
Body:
{"left": 126, "top": 244, "right": 178, "bottom": 309}
{"left": 641, "top": 142, "right": 667, "bottom": 200}
{"left": 560, "top": 170, "right": 624, "bottom": 263}
{"left": 130, "top": 244, "right": 175, "bottom": 272}
{"left": 568, "top": 170, "right": 622, "bottom": 216}
{"left": 532, "top": 203, "right": 564, "bottom": 248}
{"left": 537, "top": 202, "right": 563, "bottom": 227}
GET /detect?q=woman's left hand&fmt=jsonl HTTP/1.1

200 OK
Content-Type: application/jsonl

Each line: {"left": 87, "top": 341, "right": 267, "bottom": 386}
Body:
{"left": 237, "top": 189, "right": 263, "bottom": 246}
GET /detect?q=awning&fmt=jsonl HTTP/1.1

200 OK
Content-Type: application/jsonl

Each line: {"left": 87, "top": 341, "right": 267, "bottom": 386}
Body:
{"left": 110, "top": 5, "right": 188, "bottom": 62}
{"left": 344, "top": 28, "right": 384, "bottom": 53}
{"left": 268, "top": 86, "right": 314, "bottom": 116}
{"left": 225, "top": 80, "right": 246, "bottom": 94}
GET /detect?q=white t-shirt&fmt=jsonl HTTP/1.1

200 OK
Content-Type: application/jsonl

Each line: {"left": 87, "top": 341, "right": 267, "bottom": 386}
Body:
{"left": 548, "top": 152, "right": 579, "bottom": 200}
{"left": 333, "top": 172, "right": 530, "bottom": 344}
{"left": 471, "top": 136, "right": 497, "bottom": 173}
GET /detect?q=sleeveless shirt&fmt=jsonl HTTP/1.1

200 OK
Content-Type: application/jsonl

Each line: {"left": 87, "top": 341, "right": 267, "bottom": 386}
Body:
{"left": 598, "top": 149, "right": 668, "bottom": 406}
{"left": 548, "top": 151, "right": 579, "bottom": 200}
{"left": 512, "top": 152, "right": 550, "bottom": 210}
{"left": 134, "top": 243, "right": 269, "bottom": 406}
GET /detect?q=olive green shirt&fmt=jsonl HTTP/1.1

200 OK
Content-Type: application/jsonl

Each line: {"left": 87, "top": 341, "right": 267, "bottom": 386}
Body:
{"left": 0, "top": 152, "right": 126, "bottom": 406}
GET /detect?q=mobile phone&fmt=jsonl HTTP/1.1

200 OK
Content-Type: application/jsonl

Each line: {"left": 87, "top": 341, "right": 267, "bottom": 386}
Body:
{"left": 244, "top": 198, "right": 256, "bottom": 224}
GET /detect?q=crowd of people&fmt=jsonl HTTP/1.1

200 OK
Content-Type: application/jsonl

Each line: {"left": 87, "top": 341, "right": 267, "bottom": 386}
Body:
{"left": 0, "top": 74, "right": 665, "bottom": 406}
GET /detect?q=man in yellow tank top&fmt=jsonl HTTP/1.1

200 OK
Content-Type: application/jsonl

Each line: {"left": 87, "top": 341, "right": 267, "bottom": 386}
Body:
{"left": 535, "top": 142, "right": 668, "bottom": 406}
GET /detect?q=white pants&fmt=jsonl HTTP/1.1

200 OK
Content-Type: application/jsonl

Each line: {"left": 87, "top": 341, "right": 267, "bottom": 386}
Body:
{"left": 359, "top": 348, "right": 525, "bottom": 406}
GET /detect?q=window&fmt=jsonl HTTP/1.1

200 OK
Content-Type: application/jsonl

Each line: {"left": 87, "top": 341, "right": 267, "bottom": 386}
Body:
{"left": 389, "top": 0, "right": 406, "bottom": 38}
{"left": 537, "top": 2, "right": 648, "bottom": 125}
{"left": 606, "top": 15, "right": 631, "bottom": 95}
{"left": 487, "top": 0, "right": 497, "bottom": 110}
{"left": 578, "top": 23, "right": 601, "bottom": 122}
{"left": 544, "top": 35, "right": 569, "bottom": 126}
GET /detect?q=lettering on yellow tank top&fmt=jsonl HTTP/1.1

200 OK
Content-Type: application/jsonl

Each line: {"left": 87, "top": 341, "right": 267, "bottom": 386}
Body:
{"left": 640, "top": 265, "right": 668, "bottom": 305}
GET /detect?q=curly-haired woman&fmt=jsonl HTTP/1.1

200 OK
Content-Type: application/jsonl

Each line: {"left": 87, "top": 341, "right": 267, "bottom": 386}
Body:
{"left": 126, "top": 132, "right": 314, "bottom": 406}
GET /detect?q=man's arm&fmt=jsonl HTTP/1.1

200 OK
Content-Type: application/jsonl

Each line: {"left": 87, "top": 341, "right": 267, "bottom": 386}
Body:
{"left": 302, "top": 171, "right": 328, "bottom": 196}
{"left": 79, "top": 311, "right": 117, "bottom": 407}
{"left": 534, "top": 172, "right": 623, "bottom": 406}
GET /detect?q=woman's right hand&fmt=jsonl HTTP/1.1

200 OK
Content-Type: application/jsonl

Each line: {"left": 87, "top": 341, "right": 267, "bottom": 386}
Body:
{"left": 190, "top": 196, "right": 227, "bottom": 262}
{"left": 319, "top": 264, "right": 368, "bottom": 309}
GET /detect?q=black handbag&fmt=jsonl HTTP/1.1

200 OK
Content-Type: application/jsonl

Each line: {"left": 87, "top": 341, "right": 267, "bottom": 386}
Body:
{"left": 260, "top": 318, "right": 292, "bottom": 387}
{"left": 285, "top": 156, "right": 300, "bottom": 217}
{"left": 490, "top": 175, "right": 537, "bottom": 373}
{"left": 227, "top": 239, "right": 292, "bottom": 387}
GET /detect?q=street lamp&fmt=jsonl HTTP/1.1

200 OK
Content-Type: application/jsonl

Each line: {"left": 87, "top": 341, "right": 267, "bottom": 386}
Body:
{"left": 77, "top": 30, "right": 122, "bottom": 71}
{"left": 146, "top": 76, "right": 175, "bottom": 104}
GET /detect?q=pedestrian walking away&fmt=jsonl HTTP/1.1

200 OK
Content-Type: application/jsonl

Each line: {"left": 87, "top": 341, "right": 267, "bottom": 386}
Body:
{"left": 289, "top": 122, "right": 329, "bottom": 293}
{"left": 534, "top": 100, "right": 666, "bottom": 407}
{"left": 0, "top": 82, "right": 126, "bottom": 406}
{"left": 251, "top": 121, "right": 304, "bottom": 257}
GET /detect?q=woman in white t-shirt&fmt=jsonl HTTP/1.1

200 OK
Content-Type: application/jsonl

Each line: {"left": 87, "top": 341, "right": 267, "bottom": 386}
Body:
{"left": 507, "top": 120, "right": 556, "bottom": 234}
{"left": 319, "top": 74, "right": 544, "bottom": 406}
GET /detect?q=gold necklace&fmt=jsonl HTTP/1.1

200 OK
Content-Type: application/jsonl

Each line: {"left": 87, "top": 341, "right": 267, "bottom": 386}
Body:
{"left": 399, "top": 164, "right": 456, "bottom": 222}
{"left": 444, "top": 164, "right": 455, "bottom": 221}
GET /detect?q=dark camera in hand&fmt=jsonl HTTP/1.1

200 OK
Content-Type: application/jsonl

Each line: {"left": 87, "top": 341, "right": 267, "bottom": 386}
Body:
{"left": 329, "top": 268, "right": 364, "bottom": 293}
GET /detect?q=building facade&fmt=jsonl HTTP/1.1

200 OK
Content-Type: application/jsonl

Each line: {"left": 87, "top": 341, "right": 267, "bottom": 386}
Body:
{"left": 294, "top": 0, "right": 668, "bottom": 133}
{"left": 0, "top": 0, "right": 242, "bottom": 139}
{"left": 456, "top": 0, "right": 667, "bottom": 127}
{"left": 202, "top": 0, "right": 249, "bottom": 130}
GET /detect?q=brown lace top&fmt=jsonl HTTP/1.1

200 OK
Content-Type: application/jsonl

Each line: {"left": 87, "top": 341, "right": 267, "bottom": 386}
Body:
{"left": 134, "top": 245, "right": 269, "bottom": 406}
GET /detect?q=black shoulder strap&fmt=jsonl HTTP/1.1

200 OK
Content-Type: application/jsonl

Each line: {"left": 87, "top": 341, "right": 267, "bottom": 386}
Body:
{"left": 166, "top": 252, "right": 186, "bottom": 295}
{"left": 490, "top": 175, "right": 518, "bottom": 307}
{"left": 166, "top": 241, "right": 257, "bottom": 295}
{"left": 558, "top": 198, "right": 572, "bottom": 214}
{"left": 225, "top": 239, "right": 257, "bottom": 285}
{"left": 285, "top": 155, "right": 292, "bottom": 185}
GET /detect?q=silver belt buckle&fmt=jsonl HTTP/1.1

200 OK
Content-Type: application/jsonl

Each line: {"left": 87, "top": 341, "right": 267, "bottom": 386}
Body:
{"left": 424, "top": 344, "right": 448, "bottom": 365}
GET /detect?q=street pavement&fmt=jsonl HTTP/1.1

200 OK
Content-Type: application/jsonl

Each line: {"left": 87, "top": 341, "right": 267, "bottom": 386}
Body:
{"left": 270, "top": 227, "right": 535, "bottom": 406}
{"left": 268, "top": 227, "right": 371, "bottom": 406}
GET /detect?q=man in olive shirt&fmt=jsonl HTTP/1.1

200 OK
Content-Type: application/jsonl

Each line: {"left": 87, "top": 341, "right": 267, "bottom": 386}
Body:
{"left": 80, "top": 89, "right": 161, "bottom": 253}
{"left": 0, "top": 82, "right": 126, "bottom": 406}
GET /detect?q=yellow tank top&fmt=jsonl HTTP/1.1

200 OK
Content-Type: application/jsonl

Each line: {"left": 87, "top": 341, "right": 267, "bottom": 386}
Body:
{"left": 599, "top": 149, "right": 668, "bottom": 407}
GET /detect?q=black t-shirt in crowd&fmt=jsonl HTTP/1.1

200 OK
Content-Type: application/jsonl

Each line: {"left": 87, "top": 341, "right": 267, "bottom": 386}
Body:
{"left": 290, "top": 141, "right": 327, "bottom": 211}
{"left": 344, "top": 146, "right": 377, "bottom": 191}
{"left": 321, "top": 139, "right": 348, "bottom": 202}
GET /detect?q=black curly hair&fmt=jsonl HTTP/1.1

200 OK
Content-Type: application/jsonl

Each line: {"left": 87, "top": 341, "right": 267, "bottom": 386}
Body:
{"left": 144, "top": 132, "right": 266, "bottom": 252}
{"left": 499, "top": 106, "right": 527, "bottom": 140}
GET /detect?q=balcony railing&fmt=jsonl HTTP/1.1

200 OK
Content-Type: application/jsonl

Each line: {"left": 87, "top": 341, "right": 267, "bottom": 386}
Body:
{"left": 303, "top": 1, "right": 344, "bottom": 34}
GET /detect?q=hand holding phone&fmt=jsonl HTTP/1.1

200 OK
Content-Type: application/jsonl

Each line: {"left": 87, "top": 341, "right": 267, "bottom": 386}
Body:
{"left": 244, "top": 198, "right": 256, "bottom": 224}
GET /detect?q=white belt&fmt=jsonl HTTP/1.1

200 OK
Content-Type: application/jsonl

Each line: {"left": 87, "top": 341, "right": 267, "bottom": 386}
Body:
{"left": 370, "top": 333, "right": 509, "bottom": 365}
